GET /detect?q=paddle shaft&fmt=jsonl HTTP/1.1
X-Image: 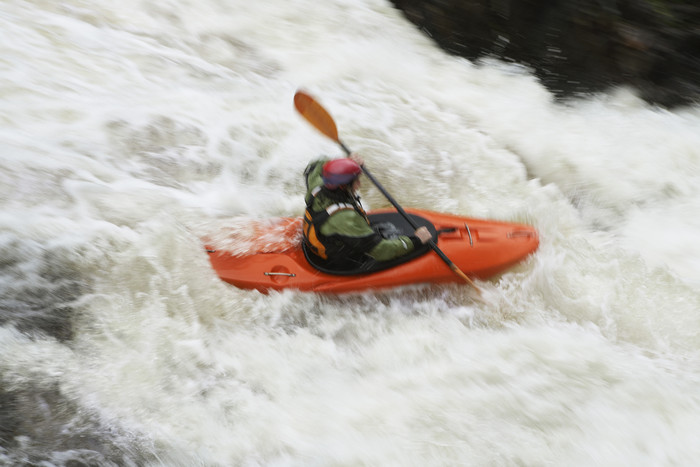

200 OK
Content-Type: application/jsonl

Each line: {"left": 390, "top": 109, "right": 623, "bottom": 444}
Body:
{"left": 336, "top": 142, "right": 478, "bottom": 287}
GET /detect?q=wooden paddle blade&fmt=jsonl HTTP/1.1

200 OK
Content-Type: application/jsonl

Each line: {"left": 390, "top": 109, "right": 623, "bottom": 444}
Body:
{"left": 450, "top": 264, "right": 482, "bottom": 295}
{"left": 294, "top": 90, "right": 340, "bottom": 143}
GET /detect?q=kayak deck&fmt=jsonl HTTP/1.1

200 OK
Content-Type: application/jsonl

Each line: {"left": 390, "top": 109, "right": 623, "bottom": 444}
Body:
{"left": 205, "top": 208, "right": 539, "bottom": 293}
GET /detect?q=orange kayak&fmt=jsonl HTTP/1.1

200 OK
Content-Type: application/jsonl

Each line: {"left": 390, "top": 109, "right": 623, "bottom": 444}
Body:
{"left": 205, "top": 208, "right": 539, "bottom": 293}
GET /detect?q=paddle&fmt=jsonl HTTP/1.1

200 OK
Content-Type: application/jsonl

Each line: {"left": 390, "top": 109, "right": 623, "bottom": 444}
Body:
{"left": 294, "top": 90, "right": 481, "bottom": 294}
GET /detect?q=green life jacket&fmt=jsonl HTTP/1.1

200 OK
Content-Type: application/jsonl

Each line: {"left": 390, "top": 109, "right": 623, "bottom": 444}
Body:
{"left": 303, "top": 184, "right": 382, "bottom": 268}
{"left": 302, "top": 158, "right": 382, "bottom": 268}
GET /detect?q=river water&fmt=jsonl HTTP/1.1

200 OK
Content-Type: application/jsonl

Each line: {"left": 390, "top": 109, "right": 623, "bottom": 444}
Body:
{"left": 2, "top": 0, "right": 700, "bottom": 465}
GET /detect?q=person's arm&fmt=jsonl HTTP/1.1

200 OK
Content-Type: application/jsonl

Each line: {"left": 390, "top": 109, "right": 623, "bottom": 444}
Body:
{"left": 368, "top": 225, "right": 432, "bottom": 261}
{"left": 368, "top": 235, "right": 419, "bottom": 261}
{"left": 322, "top": 211, "right": 429, "bottom": 262}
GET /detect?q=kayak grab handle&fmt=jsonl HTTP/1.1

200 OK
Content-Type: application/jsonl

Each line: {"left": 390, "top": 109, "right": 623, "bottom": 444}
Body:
{"left": 436, "top": 225, "right": 473, "bottom": 246}
{"left": 464, "top": 223, "right": 473, "bottom": 247}
{"left": 264, "top": 272, "right": 296, "bottom": 277}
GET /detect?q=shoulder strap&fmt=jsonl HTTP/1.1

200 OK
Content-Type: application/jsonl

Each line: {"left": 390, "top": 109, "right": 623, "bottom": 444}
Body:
{"left": 326, "top": 203, "right": 355, "bottom": 215}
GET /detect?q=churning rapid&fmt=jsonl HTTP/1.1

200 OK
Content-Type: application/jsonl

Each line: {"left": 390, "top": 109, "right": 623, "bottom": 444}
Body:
{"left": 2, "top": 0, "right": 700, "bottom": 465}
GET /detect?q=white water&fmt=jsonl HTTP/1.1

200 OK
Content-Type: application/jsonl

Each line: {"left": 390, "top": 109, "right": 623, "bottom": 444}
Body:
{"left": 2, "top": 0, "right": 700, "bottom": 465}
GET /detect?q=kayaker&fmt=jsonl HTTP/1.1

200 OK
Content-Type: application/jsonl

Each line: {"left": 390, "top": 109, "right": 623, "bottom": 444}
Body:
{"left": 303, "top": 154, "right": 432, "bottom": 269}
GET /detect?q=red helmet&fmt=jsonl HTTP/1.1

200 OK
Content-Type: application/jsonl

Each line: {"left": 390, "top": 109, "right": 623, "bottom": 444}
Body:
{"left": 322, "top": 158, "right": 362, "bottom": 188}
